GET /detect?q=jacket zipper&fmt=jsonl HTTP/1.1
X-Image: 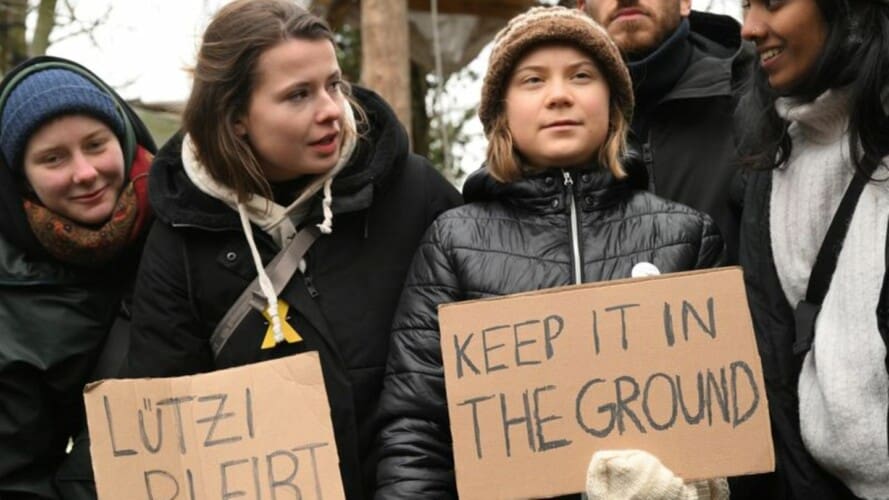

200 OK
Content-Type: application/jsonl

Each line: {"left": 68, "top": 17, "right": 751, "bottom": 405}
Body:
{"left": 562, "top": 170, "right": 583, "bottom": 285}
{"left": 643, "top": 132, "right": 656, "bottom": 193}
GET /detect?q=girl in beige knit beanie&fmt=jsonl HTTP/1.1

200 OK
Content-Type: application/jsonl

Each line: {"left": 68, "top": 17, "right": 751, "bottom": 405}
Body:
{"left": 483, "top": 8, "right": 729, "bottom": 499}
{"left": 478, "top": 5, "right": 634, "bottom": 182}
{"left": 374, "top": 6, "right": 728, "bottom": 499}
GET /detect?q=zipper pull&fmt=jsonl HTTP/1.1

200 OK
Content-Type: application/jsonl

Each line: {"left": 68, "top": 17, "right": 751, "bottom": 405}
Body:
{"left": 642, "top": 143, "right": 653, "bottom": 164}
{"left": 562, "top": 170, "right": 574, "bottom": 187}
{"left": 304, "top": 275, "right": 320, "bottom": 298}
{"left": 641, "top": 142, "right": 656, "bottom": 192}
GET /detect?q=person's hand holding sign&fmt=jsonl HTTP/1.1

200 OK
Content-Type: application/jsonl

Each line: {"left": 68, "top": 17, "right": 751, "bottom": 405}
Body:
{"left": 585, "top": 449, "right": 729, "bottom": 500}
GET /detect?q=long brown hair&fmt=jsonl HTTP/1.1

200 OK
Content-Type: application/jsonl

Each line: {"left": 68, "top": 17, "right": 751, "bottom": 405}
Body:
{"left": 183, "top": 0, "right": 356, "bottom": 202}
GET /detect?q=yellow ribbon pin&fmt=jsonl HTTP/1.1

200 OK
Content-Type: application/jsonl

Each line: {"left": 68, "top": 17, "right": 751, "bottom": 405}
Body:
{"left": 260, "top": 299, "right": 303, "bottom": 349}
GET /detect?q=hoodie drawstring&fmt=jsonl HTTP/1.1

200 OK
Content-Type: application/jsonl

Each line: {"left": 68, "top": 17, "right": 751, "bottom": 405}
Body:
{"left": 184, "top": 101, "right": 361, "bottom": 349}
{"left": 317, "top": 177, "right": 334, "bottom": 234}
{"left": 237, "top": 202, "right": 284, "bottom": 344}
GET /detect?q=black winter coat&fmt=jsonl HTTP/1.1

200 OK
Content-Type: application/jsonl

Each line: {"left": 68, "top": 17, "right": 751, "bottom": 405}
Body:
{"left": 738, "top": 170, "right": 868, "bottom": 500}
{"left": 630, "top": 11, "right": 754, "bottom": 264}
{"left": 374, "top": 165, "right": 725, "bottom": 498}
{"left": 125, "top": 87, "right": 461, "bottom": 500}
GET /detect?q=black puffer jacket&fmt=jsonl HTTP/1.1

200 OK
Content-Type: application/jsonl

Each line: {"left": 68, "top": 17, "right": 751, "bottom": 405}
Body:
{"left": 125, "top": 87, "right": 461, "bottom": 500}
{"left": 374, "top": 165, "right": 725, "bottom": 498}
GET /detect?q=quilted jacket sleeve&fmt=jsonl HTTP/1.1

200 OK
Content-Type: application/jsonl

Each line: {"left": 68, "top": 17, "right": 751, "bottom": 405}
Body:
{"left": 375, "top": 220, "right": 462, "bottom": 499}
{"left": 696, "top": 214, "right": 727, "bottom": 270}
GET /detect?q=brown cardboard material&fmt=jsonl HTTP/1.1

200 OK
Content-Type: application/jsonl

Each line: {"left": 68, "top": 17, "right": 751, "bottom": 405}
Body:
{"left": 439, "top": 267, "right": 774, "bottom": 499}
{"left": 84, "top": 351, "right": 344, "bottom": 500}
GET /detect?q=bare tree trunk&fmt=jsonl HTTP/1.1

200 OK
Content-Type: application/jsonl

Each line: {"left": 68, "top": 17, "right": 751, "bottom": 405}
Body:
{"left": 31, "top": 0, "right": 57, "bottom": 56}
{"left": 360, "top": 0, "right": 411, "bottom": 142}
{"left": 1, "top": 0, "right": 29, "bottom": 74}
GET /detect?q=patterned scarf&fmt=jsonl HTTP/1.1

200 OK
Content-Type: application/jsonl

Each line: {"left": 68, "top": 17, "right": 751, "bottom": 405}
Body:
{"left": 23, "top": 146, "right": 153, "bottom": 267}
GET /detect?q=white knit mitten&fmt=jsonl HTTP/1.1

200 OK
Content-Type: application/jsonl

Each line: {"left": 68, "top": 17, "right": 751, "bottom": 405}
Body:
{"left": 585, "top": 450, "right": 729, "bottom": 500}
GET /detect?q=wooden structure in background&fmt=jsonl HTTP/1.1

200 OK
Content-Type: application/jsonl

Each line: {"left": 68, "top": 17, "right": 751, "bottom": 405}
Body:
{"left": 361, "top": 0, "right": 411, "bottom": 138}
{"left": 316, "top": 0, "right": 538, "bottom": 139}
{"left": 407, "top": 0, "right": 536, "bottom": 18}
{"left": 315, "top": 0, "right": 537, "bottom": 29}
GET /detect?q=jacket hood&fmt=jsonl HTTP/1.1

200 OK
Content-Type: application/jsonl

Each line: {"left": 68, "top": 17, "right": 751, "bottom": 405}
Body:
{"left": 689, "top": 11, "right": 742, "bottom": 55}
{"left": 662, "top": 11, "right": 755, "bottom": 102}
{"left": 0, "top": 55, "right": 156, "bottom": 260}
{"left": 150, "top": 85, "right": 410, "bottom": 230}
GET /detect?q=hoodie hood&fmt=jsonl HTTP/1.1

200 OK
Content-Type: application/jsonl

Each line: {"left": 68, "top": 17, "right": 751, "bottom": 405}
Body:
{"left": 181, "top": 102, "right": 358, "bottom": 346}
{"left": 150, "top": 85, "right": 410, "bottom": 231}
{"left": 149, "top": 85, "right": 411, "bottom": 345}
{"left": 0, "top": 55, "right": 157, "bottom": 263}
{"left": 181, "top": 101, "right": 358, "bottom": 245}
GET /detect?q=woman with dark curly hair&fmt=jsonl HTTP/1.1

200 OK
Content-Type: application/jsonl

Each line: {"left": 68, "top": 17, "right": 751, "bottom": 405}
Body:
{"left": 737, "top": 0, "right": 889, "bottom": 497}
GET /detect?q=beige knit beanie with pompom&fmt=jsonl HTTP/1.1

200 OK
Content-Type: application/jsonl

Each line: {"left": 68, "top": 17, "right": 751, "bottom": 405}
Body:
{"left": 478, "top": 6, "right": 634, "bottom": 136}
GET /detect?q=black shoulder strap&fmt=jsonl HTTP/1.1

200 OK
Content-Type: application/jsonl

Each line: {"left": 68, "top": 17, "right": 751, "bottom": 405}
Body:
{"left": 210, "top": 225, "right": 320, "bottom": 359}
{"left": 793, "top": 172, "right": 869, "bottom": 355}
{"left": 882, "top": 215, "right": 889, "bottom": 460}
{"left": 882, "top": 217, "right": 889, "bottom": 359}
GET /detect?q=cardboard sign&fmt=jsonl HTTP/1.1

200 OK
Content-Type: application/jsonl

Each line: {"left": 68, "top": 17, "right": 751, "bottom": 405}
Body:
{"left": 84, "top": 352, "right": 344, "bottom": 500}
{"left": 439, "top": 267, "right": 774, "bottom": 499}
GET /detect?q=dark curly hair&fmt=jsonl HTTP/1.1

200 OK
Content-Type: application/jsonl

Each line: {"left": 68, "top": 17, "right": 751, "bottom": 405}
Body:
{"left": 735, "top": 0, "right": 889, "bottom": 176}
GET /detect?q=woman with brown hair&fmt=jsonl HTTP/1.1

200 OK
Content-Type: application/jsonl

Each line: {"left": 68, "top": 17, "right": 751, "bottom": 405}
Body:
{"left": 123, "top": 1, "right": 460, "bottom": 499}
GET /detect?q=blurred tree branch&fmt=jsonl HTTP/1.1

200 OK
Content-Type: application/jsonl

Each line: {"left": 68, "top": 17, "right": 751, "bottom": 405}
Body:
{"left": 1, "top": 0, "right": 111, "bottom": 75}
{"left": 50, "top": 0, "right": 110, "bottom": 46}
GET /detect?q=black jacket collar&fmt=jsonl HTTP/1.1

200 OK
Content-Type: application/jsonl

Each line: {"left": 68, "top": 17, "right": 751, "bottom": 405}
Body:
{"left": 628, "top": 11, "right": 752, "bottom": 109}
{"left": 628, "top": 19, "right": 693, "bottom": 114}
{"left": 462, "top": 163, "right": 635, "bottom": 215}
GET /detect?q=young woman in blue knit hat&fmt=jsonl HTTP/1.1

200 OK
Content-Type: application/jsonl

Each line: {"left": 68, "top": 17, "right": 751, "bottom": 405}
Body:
{"left": 0, "top": 56, "right": 156, "bottom": 499}
{"left": 736, "top": 0, "right": 889, "bottom": 497}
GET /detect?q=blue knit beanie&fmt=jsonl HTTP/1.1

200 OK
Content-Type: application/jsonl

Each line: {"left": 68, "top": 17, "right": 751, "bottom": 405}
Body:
{"left": 0, "top": 68, "right": 125, "bottom": 171}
